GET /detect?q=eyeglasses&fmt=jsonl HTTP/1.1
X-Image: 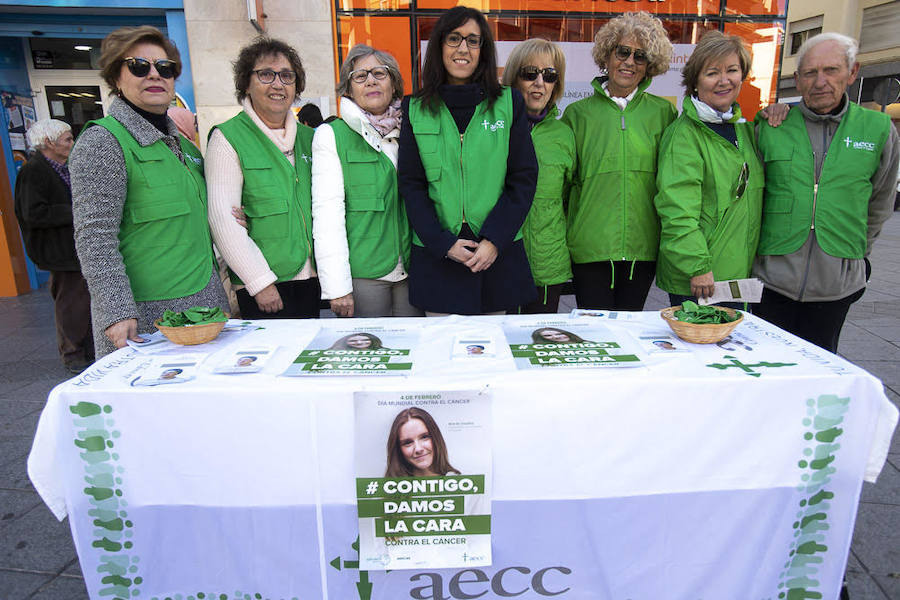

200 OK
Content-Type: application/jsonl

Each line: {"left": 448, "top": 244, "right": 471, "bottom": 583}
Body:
{"left": 613, "top": 45, "right": 649, "bottom": 65}
{"left": 445, "top": 33, "right": 483, "bottom": 49}
{"left": 735, "top": 162, "right": 750, "bottom": 199}
{"left": 519, "top": 66, "right": 559, "bottom": 84}
{"left": 123, "top": 57, "right": 177, "bottom": 79}
{"left": 349, "top": 65, "right": 391, "bottom": 84}
{"left": 253, "top": 69, "right": 297, "bottom": 85}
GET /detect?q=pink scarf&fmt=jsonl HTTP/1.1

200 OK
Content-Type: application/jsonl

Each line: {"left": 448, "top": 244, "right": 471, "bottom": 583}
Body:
{"left": 362, "top": 99, "right": 402, "bottom": 136}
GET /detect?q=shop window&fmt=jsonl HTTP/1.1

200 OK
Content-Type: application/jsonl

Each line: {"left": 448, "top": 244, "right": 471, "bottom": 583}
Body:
{"left": 29, "top": 38, "right": 100, "bottom": 70}
{"left": 724, "top": 21, "right": 784, "bottom": 118}
{"left": 338, "top": 15, "right": 414, "bottom": 96}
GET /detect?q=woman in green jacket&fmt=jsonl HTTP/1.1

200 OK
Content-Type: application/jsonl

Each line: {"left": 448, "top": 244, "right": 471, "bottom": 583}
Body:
{"left": 562, "top": 12, "right": 676, "bottom": 311}
{"left": 502, "top": 39, "right": 575, "bottom": 314}
{"left": 654, "top": 31, "right": 764, "bottom": 306}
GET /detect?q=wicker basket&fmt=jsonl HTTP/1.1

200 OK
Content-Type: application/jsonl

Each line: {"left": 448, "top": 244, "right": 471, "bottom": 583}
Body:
{"left": 154, "top": 319, "right": 226, "bottom": 346}
{"left": 660, "top": 305, "right": 743, "bottom": 344}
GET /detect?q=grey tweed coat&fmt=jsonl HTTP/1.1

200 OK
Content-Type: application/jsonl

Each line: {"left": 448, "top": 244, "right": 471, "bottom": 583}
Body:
{"left": 70, "top": 97, "right": 228, "bottom": 358}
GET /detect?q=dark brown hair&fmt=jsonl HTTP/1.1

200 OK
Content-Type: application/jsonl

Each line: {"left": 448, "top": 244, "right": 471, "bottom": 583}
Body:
{"left": 416, "top": 6, "right": 501, "bottom": 112}
{"left": 233, "top": 36, "right": 306, "bottom": 103}
{"left": 385, "top": 407, "right": 459, "bottom": 478}
{"left": 98, "top": 26, "right": 182, "bottom": 94}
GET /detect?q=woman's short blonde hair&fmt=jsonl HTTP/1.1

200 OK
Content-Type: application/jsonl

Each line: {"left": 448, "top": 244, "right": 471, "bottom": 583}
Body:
{"left": 681, "top": 30, "right": 752, "bottom": 96}
{"left": 98, "top": 26, "right": 181, "bottom": 94}
{"left": 501, "top": 39, "right": 567, "bottom": 109}
{"left": 592, "top": 12, "right": 673, "bottom": 79}
{"left": 336, "top": 44, "right": 404, "bottom": 102}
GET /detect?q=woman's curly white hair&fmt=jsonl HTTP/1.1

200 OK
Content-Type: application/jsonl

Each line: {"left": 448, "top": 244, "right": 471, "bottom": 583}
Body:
{"left": 591, "top": 12, "right": 673, "bottom": 79}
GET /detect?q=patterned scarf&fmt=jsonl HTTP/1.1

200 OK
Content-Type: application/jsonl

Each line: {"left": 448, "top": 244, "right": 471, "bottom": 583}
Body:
{"left": 362, "top": 99, "right": 402, "bottom": 136}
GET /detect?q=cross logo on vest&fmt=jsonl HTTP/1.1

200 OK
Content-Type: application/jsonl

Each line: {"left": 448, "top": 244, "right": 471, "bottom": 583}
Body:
{"left": 300, "top": 153, "right": 312, "bottom": 163}
{"left": 482, "top": 119, "right": 505, "bottom": 132}
{"left": 843, "top": 136, "right": 876, "bottom": 151}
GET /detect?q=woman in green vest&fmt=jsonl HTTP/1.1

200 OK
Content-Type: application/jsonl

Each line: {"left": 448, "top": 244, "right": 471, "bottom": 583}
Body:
{"left": 207, "top": 38, "right": 319, "bottom": 320}
{"left": 398, "top": 6, "right": 538, "bottom": 315}
{"left": 69, "top": 26, "right": 227, "bottom": 358}
{"left": 311, "top": 44, "right": 420, "bottom": 318}
{"left": 654, "top": 31, "right": 764, "bottom": 307}
{"left": 561, "top": 12, "right": 676, "bottom": 311}
{"left": 501, "top": 39, "right": 575, "bottom": 314}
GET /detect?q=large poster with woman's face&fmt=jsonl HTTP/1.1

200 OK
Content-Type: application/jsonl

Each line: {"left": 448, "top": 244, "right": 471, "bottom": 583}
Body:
{"left": 354, "top": 390, "right": 492, "bottom": 570}
{"left": 504, "top": 318, "right": 644, "bottom": 369}
{"left": 283, "top": 325, "right": 419, "bottom": 376}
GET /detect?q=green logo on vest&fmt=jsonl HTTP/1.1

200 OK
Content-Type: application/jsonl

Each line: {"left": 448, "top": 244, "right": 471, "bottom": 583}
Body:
{"left": 706, "top": 354, "right": 798, "bottom": 377}
{"left": 481, "top": 119, "right": 505, "bottom": 132}
{"left": 843, "top": 136, "right": 875, "bottom": 151}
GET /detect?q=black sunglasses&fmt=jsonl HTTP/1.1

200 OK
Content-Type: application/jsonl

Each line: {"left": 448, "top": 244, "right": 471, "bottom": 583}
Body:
{"left": 613, "top": 45, "right": 649, "bottom": 65}
{"left": 123, "top": 56, "right": 178, "bottom": 79}
{"left": 519, "top": 66, "right": 559, "bottom": 84}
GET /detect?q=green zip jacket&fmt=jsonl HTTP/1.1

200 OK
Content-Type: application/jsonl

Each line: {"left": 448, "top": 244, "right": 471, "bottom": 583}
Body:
{"left": 561, "top": 77, "right": 677, "bottom": 264}
{"left": 214, "top": 112, "right": 315, "bottom": 285}
{"left": 654, "top": 98, "right": 764, "bottom": 295}
{"left": 525, "top": 104, "right": 574, "bottom": 286}
{"left": 87, "top": 116, "right": 214, "bottom": 302}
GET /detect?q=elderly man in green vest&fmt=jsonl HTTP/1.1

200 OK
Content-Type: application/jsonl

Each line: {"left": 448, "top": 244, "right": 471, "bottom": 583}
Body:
{"left": 753, "top": 32, "right": 900, "bottom": 353}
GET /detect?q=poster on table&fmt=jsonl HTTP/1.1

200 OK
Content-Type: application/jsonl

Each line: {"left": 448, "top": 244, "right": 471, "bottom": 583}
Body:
{"left": 504, "top": 318, "right": 642, "bottom": 369}
{"left": 283, "top": 325, "right": 417, "bottom": 376}
{"left": 354, "top": 389, "right": 492, "bottom": 570}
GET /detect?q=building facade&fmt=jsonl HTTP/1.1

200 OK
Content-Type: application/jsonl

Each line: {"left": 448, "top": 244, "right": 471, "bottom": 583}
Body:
{"left": 780, "top": 0, "right": 900, "bottom": 120}
{"left": 0, "top": 0, "right": 787, "bottom": 296}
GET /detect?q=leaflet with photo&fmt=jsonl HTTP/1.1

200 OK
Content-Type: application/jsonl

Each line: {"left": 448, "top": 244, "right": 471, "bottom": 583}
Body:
{"left": 213, "top": 346, "right": 276, "bottom": 374}
{"left": 451, "top": 333, "right": 497, "bottom": 359}
{"left": 635, "top": 332, "right": 691, "bottom": 354}
{"left": 568, "top": 308, "right": 642, "bottom": 320}
{"left": 505, "top": 318, "right": 643, "bottom": 369}
{"left": 354, "top": 390, "right": 492, "bottom": 570}
{"left": 283, "top": 326, "right": 417, "bottom": 376}
{"left": 130, "top": 357, "right": 199, "bottom": 387}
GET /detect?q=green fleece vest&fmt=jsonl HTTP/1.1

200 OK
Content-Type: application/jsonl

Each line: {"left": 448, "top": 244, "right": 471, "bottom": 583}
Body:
{"left": 329, "top": 118, "right": 410, "bottom": 279}
{"left": 87, "top": 116, "right": 213, "bottom": 302}
{"left": 757, "top": 103, "right": 890, "bottom": 258}
{"left": 408, "top": 87, "right": 515, "bottom": 245}
{"left": 214, "top": 112, "right": 314, "bottom": 284}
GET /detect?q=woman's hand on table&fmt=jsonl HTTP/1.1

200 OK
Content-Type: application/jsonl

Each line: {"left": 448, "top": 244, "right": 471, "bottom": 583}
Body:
{"left": 465, "top": 239, "right": 498, "bottom": 273}
{"left": 690, "top": 271, "right": 716, "bottom": 299}
{"left": 447, "top": 239, "right": 478, "bottom": 264}
{"left": 330, "top": 293, "right": 355, "bottom": 317}
{"left": 105, "top": 318, "right": 144, "bottom": 349}
{"left": 255, "top": 284, "right": 284, "bottom": 313}
{"left": 232, "top": 206, "right": 248, "bottom": 229}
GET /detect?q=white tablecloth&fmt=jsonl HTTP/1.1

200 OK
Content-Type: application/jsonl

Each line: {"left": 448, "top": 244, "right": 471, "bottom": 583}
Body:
{"left": 27, "top": 313, "right": 898, "bottom": 600}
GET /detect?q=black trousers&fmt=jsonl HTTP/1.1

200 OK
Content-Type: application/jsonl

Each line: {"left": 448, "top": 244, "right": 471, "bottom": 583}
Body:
{"left": 49, "top": 270, "right": 94, "bottom": 366}
{"left": 752, "top": 286, "right": 865, "bottom": 353}
{"left": 519, "top": 283, "right": 565, "bottom": 314}
{"left": 572, "top": 260, "right": 656, "bottom": 311}
{"left": 236, "top": 278, "right": 321, "bottom": 319}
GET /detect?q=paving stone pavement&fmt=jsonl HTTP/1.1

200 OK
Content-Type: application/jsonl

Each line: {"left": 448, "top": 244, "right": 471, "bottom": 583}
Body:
{"left": 2, "top": 218, "right": 899, "bottom": 599}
